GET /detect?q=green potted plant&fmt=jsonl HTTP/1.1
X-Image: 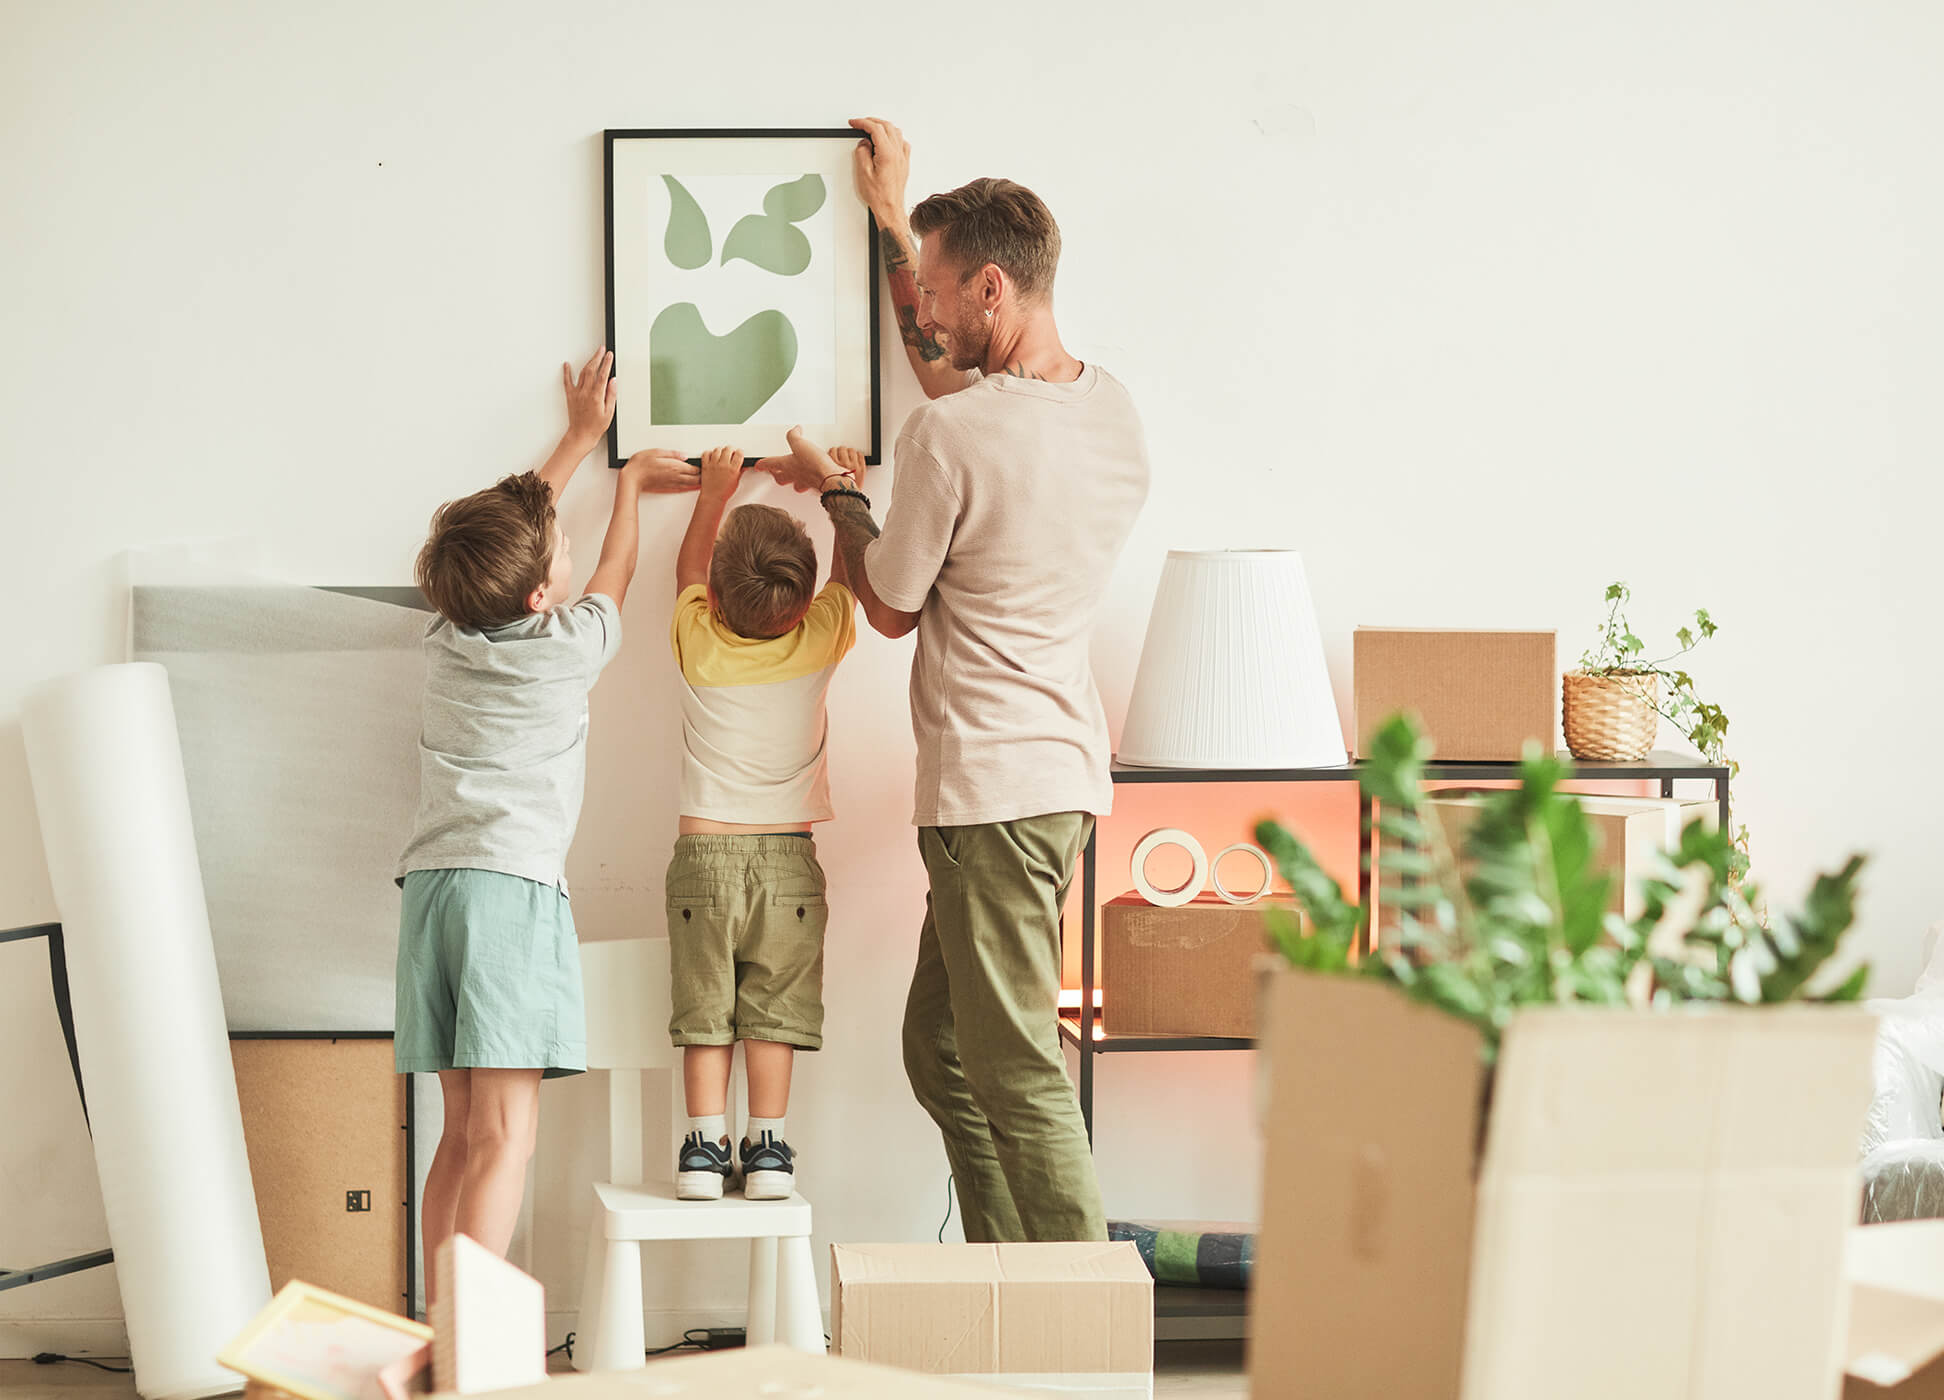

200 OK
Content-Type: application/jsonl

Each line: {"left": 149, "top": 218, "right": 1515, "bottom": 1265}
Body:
{"left": 1563, "top": 580, "right": 1729, "bottom": 767}
{"left": 1255, "top": 711, "right": 1864, "bottom": 1049}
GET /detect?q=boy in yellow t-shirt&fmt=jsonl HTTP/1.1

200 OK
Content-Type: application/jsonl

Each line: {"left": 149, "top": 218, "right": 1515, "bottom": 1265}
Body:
{"left": 664, "top": 440, "right": 865, "bottom": 1200}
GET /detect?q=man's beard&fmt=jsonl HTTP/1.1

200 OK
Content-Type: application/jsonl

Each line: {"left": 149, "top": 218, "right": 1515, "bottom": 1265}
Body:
{"left": 941, "top": 315, "right": 989, "bottom": 372}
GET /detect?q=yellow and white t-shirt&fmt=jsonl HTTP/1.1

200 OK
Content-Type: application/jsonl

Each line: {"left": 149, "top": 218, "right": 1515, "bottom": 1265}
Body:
{"left": 669, "top": 580, "right": 857, "bottom": 823}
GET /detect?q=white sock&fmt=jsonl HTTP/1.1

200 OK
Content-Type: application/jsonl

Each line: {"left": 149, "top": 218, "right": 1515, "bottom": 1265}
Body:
{"left": 747, "top": 1115, "right": 786, "bottom": 1144}
{"left": 689, "top": 1114, "right": 728, "bottom": 1145}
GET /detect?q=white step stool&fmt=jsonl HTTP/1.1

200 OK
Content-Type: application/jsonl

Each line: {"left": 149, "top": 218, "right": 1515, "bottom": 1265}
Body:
{"left": 570, "top": 939, "right": 824, "bottom": 1372}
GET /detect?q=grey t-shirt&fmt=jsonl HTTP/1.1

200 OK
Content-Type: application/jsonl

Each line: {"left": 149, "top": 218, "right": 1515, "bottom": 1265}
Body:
{"left": 864, "top": 364, "right": 1150, "bottom": 827}
{"left": 395, "top": 592, "right": 623, "bottom": 891}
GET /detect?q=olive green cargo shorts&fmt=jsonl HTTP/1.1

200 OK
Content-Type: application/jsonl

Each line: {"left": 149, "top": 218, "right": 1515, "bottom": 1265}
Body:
{"left": 665, "top": 834, "right": 828, "bottom": 1050}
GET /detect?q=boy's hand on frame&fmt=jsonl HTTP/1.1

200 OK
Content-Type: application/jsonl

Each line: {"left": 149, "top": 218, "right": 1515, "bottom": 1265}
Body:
{"left": 830, "top": 445, "right": 868, "bottom": 483}
{"left": 562, "top": 347, "right": 617, "bottom": 447}
{"left": 699, "top": 447, "right": 744, "bottom": 499}
{"left": 622, "top": 448, "right": 700, "bottom": 494}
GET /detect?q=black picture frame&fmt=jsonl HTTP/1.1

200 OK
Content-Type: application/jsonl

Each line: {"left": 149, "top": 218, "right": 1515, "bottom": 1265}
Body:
{"left": 603, "top": 128, "right": 882, "bottom": 469}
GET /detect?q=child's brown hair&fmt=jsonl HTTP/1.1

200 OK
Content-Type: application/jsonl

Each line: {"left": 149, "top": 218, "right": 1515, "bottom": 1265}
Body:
{"left": 415, "top": 471, "right": 556, "bottom": 629}
{"left": 709, "top": 504, "right": 817, "bottom": 640}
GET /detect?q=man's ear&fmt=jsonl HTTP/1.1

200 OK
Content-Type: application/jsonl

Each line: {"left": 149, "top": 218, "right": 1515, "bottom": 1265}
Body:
{"left": 980, "top": 264, "right": 1007, "bottom": 313}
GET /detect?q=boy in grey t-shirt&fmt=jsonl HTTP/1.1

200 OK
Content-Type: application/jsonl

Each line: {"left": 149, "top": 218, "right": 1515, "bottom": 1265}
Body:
{"left": 394, "top": 349, "right": 698, "bottom": 1288}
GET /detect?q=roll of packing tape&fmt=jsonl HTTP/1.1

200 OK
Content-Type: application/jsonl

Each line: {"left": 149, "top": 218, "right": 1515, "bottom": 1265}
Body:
{"left": 1211, "top": 841, "right": 1274, "bottom": 905}
{"left": 1131, "top": 828, "right": 1209, "bottom": 907}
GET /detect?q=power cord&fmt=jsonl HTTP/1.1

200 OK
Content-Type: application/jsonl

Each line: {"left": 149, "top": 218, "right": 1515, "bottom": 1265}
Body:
{"left": 645, "top": 1328, "right": 714, "bottom": 1357}
{"left": 33, "top": 1353, "right": 133, "bottom": 1374}
{"left": 938, "top": 1173, "right": 956, "bottom": 1243}
{"left": 546, "top": 1332, "right": 575, "bottom": 1363}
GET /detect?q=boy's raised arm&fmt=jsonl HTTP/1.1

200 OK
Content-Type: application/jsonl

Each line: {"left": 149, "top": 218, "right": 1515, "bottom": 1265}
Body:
{"left": 537, "top": 348, "right": 618, "bottom": 500}
{"left": 675, "top": 449, "right": 745, "bottom": 592}
{"left": 586, "top": 448, "right": 698, "bottom": 608}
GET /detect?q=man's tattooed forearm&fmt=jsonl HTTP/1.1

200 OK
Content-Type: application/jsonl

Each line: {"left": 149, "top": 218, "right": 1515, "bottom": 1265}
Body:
{"left": 879, "top": 227, "right": 946, "bottom": 363}
{"left": 826, "top": 497, "right": 880, "bottom": 587}
{"left": 879, "top": 227, "right": 912, "bottom": 273}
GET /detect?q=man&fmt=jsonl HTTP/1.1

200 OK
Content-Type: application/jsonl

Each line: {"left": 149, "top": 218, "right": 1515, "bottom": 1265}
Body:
{"left": 770, "top": 119, "right": 1150, "bottom": 1242}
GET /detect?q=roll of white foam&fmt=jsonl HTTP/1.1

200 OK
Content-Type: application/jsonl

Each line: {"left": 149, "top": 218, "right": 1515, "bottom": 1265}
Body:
{"left": 1210, "top": 842, "right": 1274, "bottom": 905}
{"left": 22, "top": 663, "right": 271, "bottom": 1400}
{"left": 1130, "top": 828, "right": 1209, "bottom": 908}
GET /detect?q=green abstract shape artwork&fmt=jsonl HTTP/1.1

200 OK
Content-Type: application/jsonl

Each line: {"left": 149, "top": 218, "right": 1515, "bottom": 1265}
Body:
{"left": 649, "top": 302, "right": 798, "bottom": 424}
{"left": 661, "top": 176, "right": 711, "bottom": 270}
{"left": 720, "top": 174, "right": 826, "bottom": 276}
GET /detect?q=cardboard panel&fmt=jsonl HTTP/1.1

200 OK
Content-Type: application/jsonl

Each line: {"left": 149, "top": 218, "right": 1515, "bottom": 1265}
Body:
{"left": 231, "top": 1036, "right": 409, "bottom": 1313}
{"left": 1250, "top": 971, "right": 1487, "bottom": 1400}
{"left": 1100, "top": 893, "right": 1276, "bottom": 1037}
{"left": 1353, "top": 628, "right": 1555, "bottom": 760}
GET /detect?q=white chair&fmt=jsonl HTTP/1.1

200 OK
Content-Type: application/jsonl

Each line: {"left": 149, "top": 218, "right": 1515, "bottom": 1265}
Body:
{"left": 572, "top": 938, "right": 825, "bottom": 1371}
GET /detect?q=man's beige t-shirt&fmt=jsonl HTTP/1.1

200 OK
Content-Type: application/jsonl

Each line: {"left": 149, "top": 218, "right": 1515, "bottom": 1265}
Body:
{"left": 864, "top": 364, "right": 1149, "bottom": 827}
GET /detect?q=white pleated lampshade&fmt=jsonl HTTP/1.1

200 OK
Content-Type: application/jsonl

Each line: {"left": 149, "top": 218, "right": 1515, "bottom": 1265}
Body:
{"left": 1118, "top": 550, "right": 1347, "bottom": 769}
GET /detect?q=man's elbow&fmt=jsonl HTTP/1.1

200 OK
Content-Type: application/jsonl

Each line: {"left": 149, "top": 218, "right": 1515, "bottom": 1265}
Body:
{"left": 865, "top": 600, "right": 919, "bottom": 639}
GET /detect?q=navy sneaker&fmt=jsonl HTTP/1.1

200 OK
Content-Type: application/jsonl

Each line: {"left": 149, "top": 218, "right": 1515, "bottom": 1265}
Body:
{"left": 676, "top": 1132, "right": 735, "bottom": 1201}
{"left": 740, "top": 1132, "right": 796, "bottom": 1200}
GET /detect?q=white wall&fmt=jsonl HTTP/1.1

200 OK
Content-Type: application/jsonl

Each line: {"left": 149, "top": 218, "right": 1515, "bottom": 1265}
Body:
{"left": 4, "top": 0, "right": 1939, "bottom": 1353}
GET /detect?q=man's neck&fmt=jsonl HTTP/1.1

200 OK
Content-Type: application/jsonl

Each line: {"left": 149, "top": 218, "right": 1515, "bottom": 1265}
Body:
{"left": 982, "top": 311, "right": 1083, "bottom": 383}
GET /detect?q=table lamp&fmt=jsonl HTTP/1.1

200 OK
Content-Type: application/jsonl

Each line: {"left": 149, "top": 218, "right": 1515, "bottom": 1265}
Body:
{"left": 1118, "top": 549, "right": 1347, "bottom": 769}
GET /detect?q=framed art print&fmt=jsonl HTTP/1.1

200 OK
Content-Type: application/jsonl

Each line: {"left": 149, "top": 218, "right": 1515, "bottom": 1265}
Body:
{"left": 218, "top": 1280, "right": 432, "bottom": 1400}
{"left": 604, "top": 128, "right": 881, "bottom": 466}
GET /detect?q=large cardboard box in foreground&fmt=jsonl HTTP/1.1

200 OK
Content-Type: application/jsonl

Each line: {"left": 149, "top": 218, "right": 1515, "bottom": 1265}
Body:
{"left": 832, "top": 1242, "right": 1153, "bottom": 1398}
{"left": 1102, "top": 892, "right": 1281, "bottom": 1037}
{"left": 1426, "top": 791, "right": 1720, "bottom": 918}
{"left": 1250, "top": 970, "right": 1876, "bottom": 1400}
{"left": 1354, "top": 628, "right": 1556, "bottom": 760}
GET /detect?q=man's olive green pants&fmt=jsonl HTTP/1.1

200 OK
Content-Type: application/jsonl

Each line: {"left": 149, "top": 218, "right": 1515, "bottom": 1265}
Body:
{"left": 902, "top": 812, "right": 1107, "bottom": 1243}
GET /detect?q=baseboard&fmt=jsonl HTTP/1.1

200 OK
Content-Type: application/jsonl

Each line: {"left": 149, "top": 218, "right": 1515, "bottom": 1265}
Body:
{"left": 0, "top": 1318, "right": 131, "bottom": 1360}
{"left": 545, "top": 1307, "right": 831, "bottom": 1354}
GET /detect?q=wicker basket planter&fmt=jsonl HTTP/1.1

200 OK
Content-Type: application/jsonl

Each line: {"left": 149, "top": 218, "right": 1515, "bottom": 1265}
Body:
{"left": 1562, "top": 670, "right": 1659, "bottom": 761}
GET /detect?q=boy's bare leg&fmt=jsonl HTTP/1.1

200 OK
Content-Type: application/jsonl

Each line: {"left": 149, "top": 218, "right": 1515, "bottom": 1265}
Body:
{"left": 422, "top": 1069, "right": 472, "bottom": 1305}
{"left": 453, "top": 1067, "right": 543, "bottom": 1256}
{"left": 683, "top": 1045, "right": 734, "bottom": 1120}
{"left": 744, "top": 1039, "right": 795, "bottom": 1120}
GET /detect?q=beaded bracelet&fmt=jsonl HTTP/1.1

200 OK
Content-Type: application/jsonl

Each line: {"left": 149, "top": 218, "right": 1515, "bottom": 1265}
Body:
{"left": 821, "top": 485, "right": 872, "bottom": 510}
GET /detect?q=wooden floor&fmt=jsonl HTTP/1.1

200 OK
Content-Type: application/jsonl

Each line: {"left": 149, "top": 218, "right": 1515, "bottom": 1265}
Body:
{"left": 0, "top": 1341, "right": 1249, "bottom": 1398}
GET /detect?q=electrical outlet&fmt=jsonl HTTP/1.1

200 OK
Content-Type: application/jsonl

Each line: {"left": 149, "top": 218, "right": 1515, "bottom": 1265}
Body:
{"left": 346, "top": 1190, "right": 371, "bottom": 1212}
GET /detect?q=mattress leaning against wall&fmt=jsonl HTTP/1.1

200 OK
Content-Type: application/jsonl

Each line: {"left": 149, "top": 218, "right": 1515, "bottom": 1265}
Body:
{"left": 128, "top": 558, "right": 445, "bottom": 1312}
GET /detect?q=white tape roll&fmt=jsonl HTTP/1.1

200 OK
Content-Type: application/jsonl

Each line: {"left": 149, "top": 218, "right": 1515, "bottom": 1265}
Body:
{"left": 1131, "top": 828, "right": 1209, "bottom": 907}
{"left": 1211, "top": 842, "right": 1274, "bottom": 905}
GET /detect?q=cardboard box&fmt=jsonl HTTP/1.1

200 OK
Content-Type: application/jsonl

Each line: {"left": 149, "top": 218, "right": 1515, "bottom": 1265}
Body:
{"left": 1846, "top": 1222, "right": 1944, "bottom": 1396}
{"left": 231, "top": 1035, "right": 409, "bottom": 1312}
{"left": 1250, "top": 969, "right": 1877, "bottom": 1400}
{"left": 430, "top": 1345, "right": 1002, "bottom": 1399}
{"left": 1426, "top": 792, "right": 1719, "bottom": 919}
{"left": 1101, "top": 892, "right": 1280, "bottom": 1037}
{"left": 831, "top": 1242, "right": 1153, "bottom": 1398}
{"left": 1354, "top": 628, "right": 1556, "bottom": 760}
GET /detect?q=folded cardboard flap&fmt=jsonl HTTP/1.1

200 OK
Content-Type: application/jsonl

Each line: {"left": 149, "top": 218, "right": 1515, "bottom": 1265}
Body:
{"left": 1462, "top": 1006, "right": 1878, "bottom": 1400}
{"left": 1250, "top": 972, "right": 1487, "bottom": 1400}
{"left": 831, "top": 1242, "right": 1153, "bottom": 1378}
{"left": 1846, "top": 1223, "right": 1944, "bottom": 1397}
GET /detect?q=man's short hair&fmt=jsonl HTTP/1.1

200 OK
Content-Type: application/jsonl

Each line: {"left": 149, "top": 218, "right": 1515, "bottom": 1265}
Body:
{"left": 415, "top": 471, "right": 556, "bottom": 630}
{"left": 710, "top": 504, "right": 817, "bottom": 640}
{"left": 910, "top": 177, "right": 1061, "bottom": 301}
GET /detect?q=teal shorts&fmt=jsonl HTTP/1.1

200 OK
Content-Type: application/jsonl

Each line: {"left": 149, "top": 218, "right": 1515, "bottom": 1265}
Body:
{"left": 395, "top": 868, "right": 586, "bottom": 1078}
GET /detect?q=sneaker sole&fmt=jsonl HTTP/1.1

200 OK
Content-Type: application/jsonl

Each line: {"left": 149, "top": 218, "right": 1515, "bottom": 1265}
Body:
{"left": 676, "top": 1171, "right": 728, "bottom": 1201}
{"left": 743, "top": 1170, "right": 795, "bottom": 1201}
